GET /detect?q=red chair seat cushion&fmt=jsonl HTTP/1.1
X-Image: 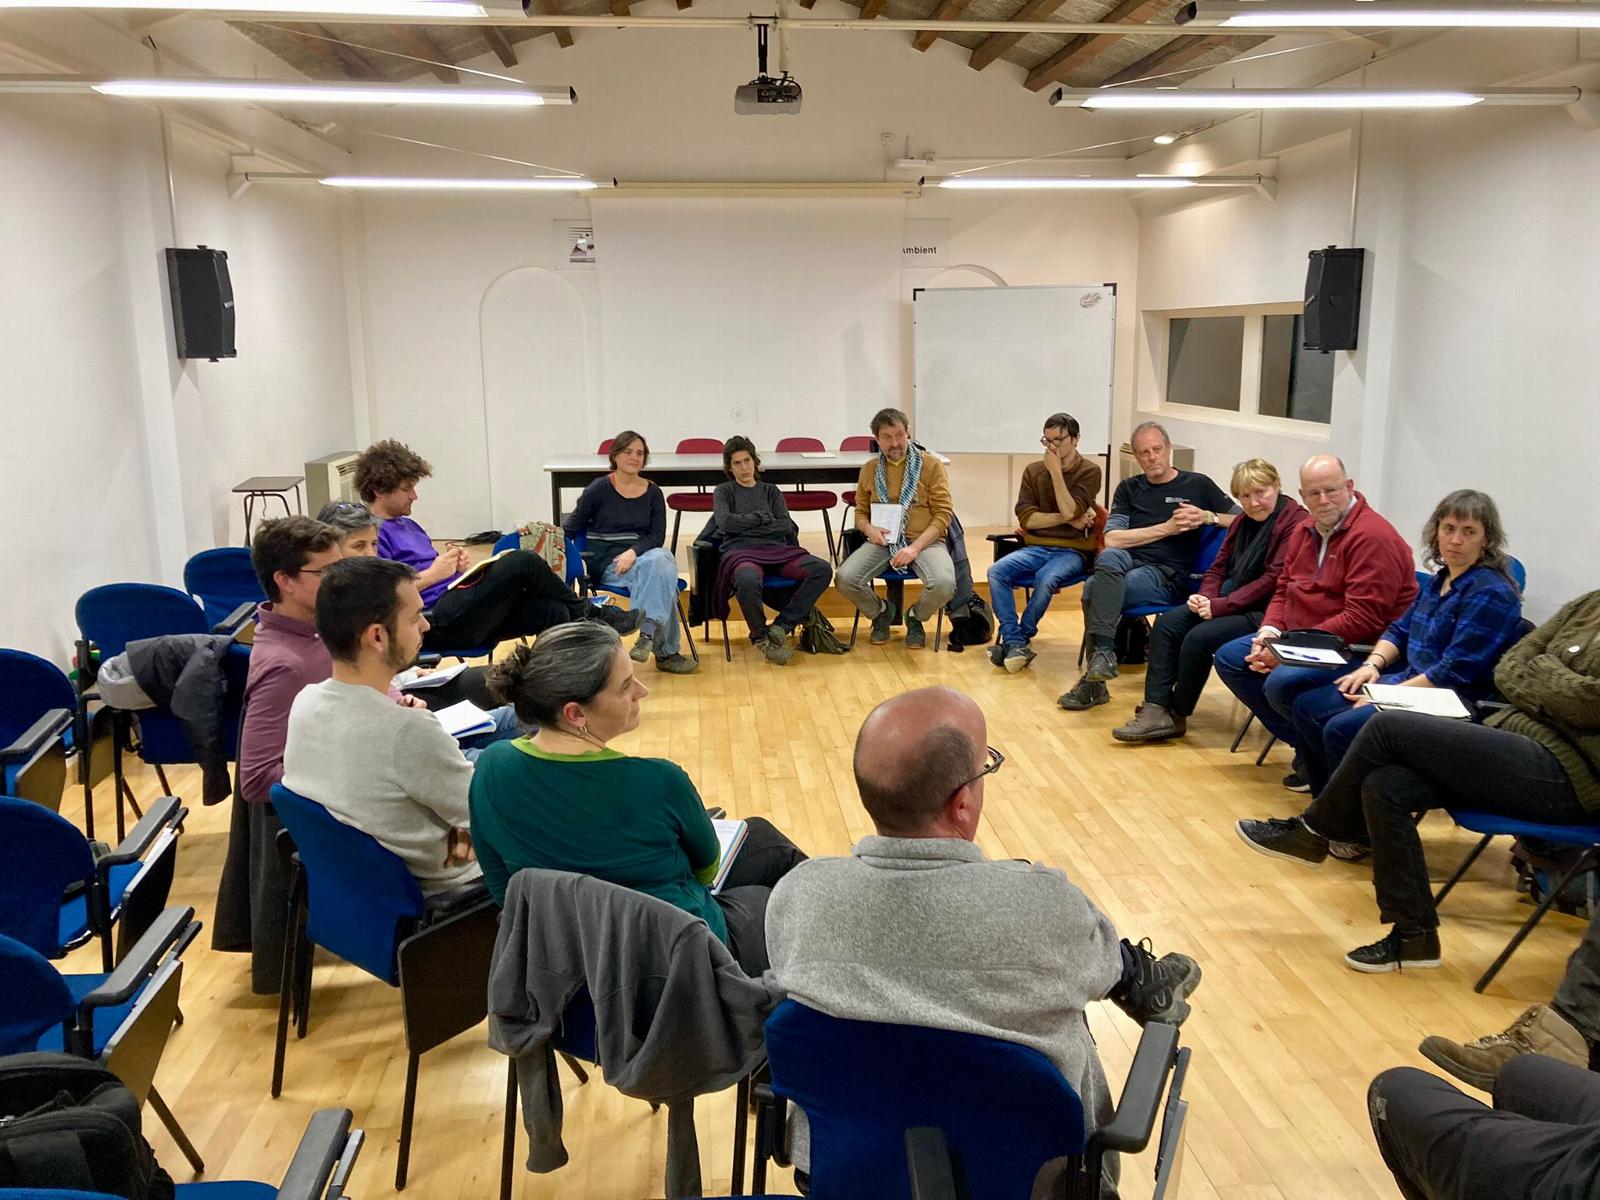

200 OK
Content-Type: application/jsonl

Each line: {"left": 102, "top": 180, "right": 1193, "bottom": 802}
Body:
{"left": 666, "top": 493, "right": 717, "bottom": 512}
{"left": 785, "top": 491, "right": 839, "bottom": 511}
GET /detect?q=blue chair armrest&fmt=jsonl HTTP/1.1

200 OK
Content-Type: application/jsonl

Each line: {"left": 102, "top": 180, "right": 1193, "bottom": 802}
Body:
{"left": 277, "top": 1108, "right": 364, "bottom": 1200}
{"left": 1093, "top": 1020, "right": 1180, "bottom": 1154}
{"left": 0, "top": 707, "right": 71, "bottom": 764}
{"left": 80, "top": 906, "right": 199, "bottom": 1013}
{"left": 214, "top": 601, "right": 259, "bottom": 636}
{"left": 97, "top": 795, "right": 186, "bottom": 871}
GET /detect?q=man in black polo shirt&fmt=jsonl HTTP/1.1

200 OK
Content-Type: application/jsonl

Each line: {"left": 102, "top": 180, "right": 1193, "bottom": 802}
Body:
{"left": 1058, "top": 421, "right": 1236, "bottom": 711}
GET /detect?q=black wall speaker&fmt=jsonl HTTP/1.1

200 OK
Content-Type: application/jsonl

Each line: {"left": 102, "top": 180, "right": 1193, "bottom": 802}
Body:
{"left": 165, "top": 246, "right": 236, "bottom": 361}
{"left": 1303, "top": 246, "right": 1365, "bottom": 353}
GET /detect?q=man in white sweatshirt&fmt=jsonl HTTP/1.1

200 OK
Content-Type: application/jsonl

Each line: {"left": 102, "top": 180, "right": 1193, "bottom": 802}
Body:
{"left": 283, "top": 556, "right": 481, "bottom": 895}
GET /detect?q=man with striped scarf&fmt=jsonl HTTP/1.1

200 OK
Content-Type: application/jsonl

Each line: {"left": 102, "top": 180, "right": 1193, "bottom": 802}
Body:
{"left": 835, "top": 408, "right": 956, "bottom": 649}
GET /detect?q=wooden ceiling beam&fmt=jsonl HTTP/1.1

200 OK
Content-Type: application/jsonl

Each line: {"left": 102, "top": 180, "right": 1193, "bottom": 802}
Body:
{"left": 390, "top": 26, "right": 458, "bottom": 81}
{"left": 537, "top": 0, "right": 574, "bottom": 47}
{"left": 611, "top": 0, "right": 630, "bottom": 13}
{"left": 1097, "top": 30, "right": 1227, "bottom": 86}
{"left": 1022, "top": 0, "right": 1166, "bottom": 92}
{"left": 481, "top": 26, "right": 517, "bottom": 66}
{"left": 912, "top": 0, "right": 971, "bottom": 51}
{"left": 860, "top": 0, "right": 888, "bottom": 17}
{"left": 270, "top": 22, "right": 385, "bottom": 79}
{"left": 968, "top": 0, "right": 1069, "bottom": 72}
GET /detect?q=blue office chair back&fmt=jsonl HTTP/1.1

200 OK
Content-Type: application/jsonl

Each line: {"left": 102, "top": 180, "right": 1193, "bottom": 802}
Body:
{"left": 126, "top": 643, "right": 252, "bottom": 768}
{"left": 1508, "top": 556, "right": 1527, "bottom": 592}
{"left": 0, "top": 651, "right": 76, "bottom": 750}
{"left": 75, "top": 585, "right": 207, "bottom": 661}
{"left": 0, "top": 934, "right": 75, "bottom": 1055}
{"left": 1193, "top": 523, "right": 1228, "bottom": 577}
{"left": 493, "top": 531, "right": 522, "bottom": 555}
{"left": 564, "top": 533, "right": 587, "bottom": 589}
{"left": 765, "top": 1000, "right": 1087, "bottom": 1200}
{"left": 0, "top": 797, "right": 95, "bottom": 958}
{"left": 270, "top": 784, "right": 425, "bottom": 984}
{"left": 183, "top": 547, "right": 266, "bottom": 627}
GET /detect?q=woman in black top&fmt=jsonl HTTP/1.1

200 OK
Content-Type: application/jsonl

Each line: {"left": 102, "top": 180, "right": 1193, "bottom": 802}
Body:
{"left": 711, "top": 436, "right": 834, "bottom": 665}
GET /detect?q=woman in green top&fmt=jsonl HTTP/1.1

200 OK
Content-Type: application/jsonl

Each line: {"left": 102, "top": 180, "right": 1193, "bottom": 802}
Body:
{"left": 468, "top": 621, "right": 807, "bottom": 974}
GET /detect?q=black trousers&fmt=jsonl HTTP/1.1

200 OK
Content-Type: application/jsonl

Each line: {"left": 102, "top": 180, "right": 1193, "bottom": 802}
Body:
{"left": 731, "top": 555, "right": 833, "bottom": 639}
{"left": 1555, "top": 910, "right": 1600, "bottom": 1047}
{"left": 1370, "top": 1056, "right": 1600, "bottom": 1200}
{"left": 426, "top": 550, "right": 584, "bottom": 651}
{"left": 213, "top": 795, "right": 290, "bottom": 995}
{"left": 1302, "top": 711, "right": 1587, "bottom": 934}
{"left": 1144, "top": 607, "right": 1259, "bottom": 717}
{"left": 714, "top": 816, "right": 808, "bottom": 976}
{"left": 415, "top": 665, "right": 499, "bottom": 711}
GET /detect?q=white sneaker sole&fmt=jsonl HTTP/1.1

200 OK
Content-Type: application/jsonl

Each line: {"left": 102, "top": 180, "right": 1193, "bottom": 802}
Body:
{"left": 1004, "top": 655, "right": 1033, "bottom": 674}
{"left": 1344, "top": 954, "right": 1441, "bottom": 974}
{"left": 1234, "top": 821, "right": 1326, "bottom": 869}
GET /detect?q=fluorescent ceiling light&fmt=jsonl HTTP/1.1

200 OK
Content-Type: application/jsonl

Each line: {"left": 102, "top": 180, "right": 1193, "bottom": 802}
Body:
{"left": 320, "top": 175, "right": 598, "bottom": 190}
{"left": 1153, "top": 132, "right": 1179, "bottom": 144}
{"left": 935, "top": 176, "right": 1198, "bottom": 189}
{"left": 1182, "top": 0, "right": 1600, "bottom": 28}
{"left": 1051, "top": 87, "right": 1578, "bottom": 110}
{"left": 91, "top": 78, "right": 574, "bottom": 107}
{"left": 0, "top": 0, "right": 498, "bottom": 12}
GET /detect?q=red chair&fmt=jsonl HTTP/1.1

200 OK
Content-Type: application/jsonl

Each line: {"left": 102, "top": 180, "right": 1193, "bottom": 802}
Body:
{"left": 838, "top": 435, "right": 877, "bottom": 554}
{"left": 667, "top": 437, "right": 724, "bottom": 553}
{"left": 597, "top": 438, "right": 614, "bottom": 455}
{"left": 775, "top": 437, "right": 838, "bottom": 561}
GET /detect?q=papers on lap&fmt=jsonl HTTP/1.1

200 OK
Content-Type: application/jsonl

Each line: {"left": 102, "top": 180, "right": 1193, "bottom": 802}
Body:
{"left": 393, "top": 662, "right": 468, "bottom": 691}
{"left": 709, "top": 818, "right": 748, "bottom": 895}
{"left": 1268, "top": 643, "right": 1346, "bottom": 668}
{"left": 446, "top": 547, "right": 515, "bottom": 591}
{"left": 434, "top": 699, "right": 495, "bottom": 739}
{"left": 1362, "top": 684, "right": 1471, "bottom": 720}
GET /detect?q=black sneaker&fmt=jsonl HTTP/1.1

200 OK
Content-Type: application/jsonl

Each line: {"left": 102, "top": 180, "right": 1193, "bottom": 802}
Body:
{"left": 1057, "top": 677, "right": 1110, "bottom": 711}
{"left": 1115, "top": 938, "right": 1202, "bottom": 1026}
{"left": 1282, "top": 769, "right": 1311, "bottom": 793}
{"left": 869, "top": 600, "right": 898, "bottom": 645}
{"left": 1345, "top": 927, "right": 1442, "bottom": 974}
{"left": 589, "top": 601, "right": 644, "bottom": 636}
{"left": 1329, "top": 840, "right": 1372, "bottom": 862}
{"left": 1235, "top": 816, "right": 1329, "bottom": 867}
{"left": 988, "top": 643, "right": 1007, "bottom": 668}
{"left": 1085, "top": 647, "right": 1120, "bottom": 682}
{"left": 904, "top": 615, "right": 926, "bottom": 650}
{"left": 1003, "top": 645, "right": 1037, "bottom": 674}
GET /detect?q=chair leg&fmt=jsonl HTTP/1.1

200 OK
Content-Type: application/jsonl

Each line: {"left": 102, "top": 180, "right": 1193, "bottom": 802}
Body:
{"left": 148, "top": 1085, "right": 205, "bottom": 1174}
{"left": 933, "top": 609, "right": 944, "bottom": 653}
{"left": 154, "top": 764, "right": 172, "bottom": 796}
{"left": 1229, "top": 712, "right": 1255, "bottom": 754}
{"left": 558, "top": 1052, "right": 589, "bottom": 1085}
{"left": 722, "top": 618, "right": 733, "bottom": 662}
{"left": 670, "top": 509, "right": 683, "bottom": 554}
{"left": 271, "top": 874, "right": 302, "bottom": 1098}
{"left": 112, "top": 735, "right": 128, "bottom": 843}
{"left": 501, "top": 1058, "right": 517, "bottom": 1200}
{"left": 849, "top": 608, "right": 861, "bottom": 648}
{"left": 821, "top": 509, "right": 835, "bottom": 563}
{"left": 1475, "top": 850, "right": 1600, "bottom": 994}
{"left": 1433, "top": 834, "right": 1495, "bottom": 907}
{"left": 1254, "top": 734, "right": 1278, "bottom": 767}
{"left": 730, "top": 1074, "right": 750, "bottom": 1197}
{"left": 396, "top": 1051, "right": 419, "bottom": 1190}
{"left": 678, "top": 597, "right": 700, "bottom": 662}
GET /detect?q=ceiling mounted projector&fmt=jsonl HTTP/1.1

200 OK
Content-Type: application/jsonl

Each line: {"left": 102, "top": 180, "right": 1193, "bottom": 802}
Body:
{"left": 736, "top": 25, "right": 802, "bottom": 115}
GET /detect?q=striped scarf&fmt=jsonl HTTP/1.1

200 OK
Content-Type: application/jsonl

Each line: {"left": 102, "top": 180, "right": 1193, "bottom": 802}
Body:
{"left": 874, "top": 441, "right": 923, "bottom": 550}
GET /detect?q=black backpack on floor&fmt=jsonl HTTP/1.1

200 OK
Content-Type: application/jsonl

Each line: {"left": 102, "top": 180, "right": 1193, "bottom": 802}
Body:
{"left": 0, "top": 1053, "right": 175, "bottom": 1200}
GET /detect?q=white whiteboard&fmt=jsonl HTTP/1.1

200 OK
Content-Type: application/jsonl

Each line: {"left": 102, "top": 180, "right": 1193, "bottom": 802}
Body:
{"left": 913, "top": 285, "right": 1117, "bottom": 455}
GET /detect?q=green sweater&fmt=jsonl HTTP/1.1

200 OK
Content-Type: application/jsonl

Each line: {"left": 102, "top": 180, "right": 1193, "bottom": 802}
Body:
{"left": 1487, "top": 590, "right": 1600, "bottom": 811}
{"left": 468, "top": 738, "right": 727, "bottom": 940}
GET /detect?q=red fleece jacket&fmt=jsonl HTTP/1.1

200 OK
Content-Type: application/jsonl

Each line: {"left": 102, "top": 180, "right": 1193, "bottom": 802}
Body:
{"left": 1263, "top": 492, "right": 1419, "bottom": 644}
{"left": 1200, "top": 497, "right": 1311, "bottom": 620}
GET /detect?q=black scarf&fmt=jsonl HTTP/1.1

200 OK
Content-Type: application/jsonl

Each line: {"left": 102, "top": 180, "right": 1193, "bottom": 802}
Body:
{"left": 1223, "top": 495, "right": 1284, "bottom": 591}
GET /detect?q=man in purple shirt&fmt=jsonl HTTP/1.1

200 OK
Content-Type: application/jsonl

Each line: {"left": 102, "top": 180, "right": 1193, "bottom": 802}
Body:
{"left": 355, "top": 439, "right": 639, "bottom": 650}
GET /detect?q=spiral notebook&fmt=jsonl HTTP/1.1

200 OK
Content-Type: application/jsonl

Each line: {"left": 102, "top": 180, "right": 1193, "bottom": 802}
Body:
{"left": 709, "top": 819, "right": 749, "bottom": 895}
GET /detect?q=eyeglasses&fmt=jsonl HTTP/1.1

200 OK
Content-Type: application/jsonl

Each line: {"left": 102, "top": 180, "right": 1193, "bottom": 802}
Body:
{"left": 951, "top": 745, "right": 1005, "bottom": 796}
{"left": 1040, "top": 436, "right": 1071, "bottom": 448}
{"left": 1302, "top": 485, "right": 1349, "bottom": 501}
{"left": 296, "top": 567, "right": 328, "bottom": 577}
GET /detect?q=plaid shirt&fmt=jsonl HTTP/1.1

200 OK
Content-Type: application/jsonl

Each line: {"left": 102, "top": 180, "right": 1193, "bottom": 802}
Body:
{"left": 1382, "top": 564, "right": 1524, "bottom": 697}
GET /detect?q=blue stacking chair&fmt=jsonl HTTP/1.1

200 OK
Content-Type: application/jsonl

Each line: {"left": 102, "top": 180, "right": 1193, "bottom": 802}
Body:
{"left": 0, "top": 794, "right": 185, "bottom": 972}
{"left": 183, "top": 547, "right": 266, "bottom": 629}
{"left": 268, "top": 784, "right": 500, "bottom": 1190}
{"left": 985, "top": 503, "right": 1109, "bottom": 648}
{"left": 564, "top": 532, "right": 699, "bottom": 662}
{"left": 836, "top": 528, "right": 947, "bottom": 653}
{"left": 0, "top": 1104, "right": 363, "bottom": 1200}
{"left": 0, "top": 907, "right": 205, "bottom": 1173}
{"left": 74, "top": 584, "right": 251, "bottom": 842}
{"left": 687, "top": 536, "right": 802, "bottom": 662}
{"left": 0, "top": 649, "right": 77, "bottom": 812}
{"left": 1433, "top": 809, "right": 1600, "bottom": 994}
{"left": 750, "top": 1000, "right": 1187, "bottom": 1200}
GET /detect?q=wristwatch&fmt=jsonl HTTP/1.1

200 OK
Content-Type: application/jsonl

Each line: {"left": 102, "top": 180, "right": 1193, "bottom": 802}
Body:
{"left": 1205, "top": 511, "right": 1217, "bottom": 525}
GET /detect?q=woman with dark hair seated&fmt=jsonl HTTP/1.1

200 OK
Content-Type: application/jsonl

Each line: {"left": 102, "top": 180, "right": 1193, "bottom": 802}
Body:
{"left": 1284, "top": 488, "right": 1524, "bottom": 799}
{"left": 711, "top": 436, "right": 834, "bottom": 665}
{"left": 354, "top": 439, "right": 640, "bottom": 652}
{"left": 468, "top": 623, "right": 808, "bottom": 974}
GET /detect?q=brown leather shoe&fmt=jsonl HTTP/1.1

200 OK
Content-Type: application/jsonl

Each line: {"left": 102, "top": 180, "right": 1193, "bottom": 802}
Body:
{"left": 1112, "top": 703, "right": 1186, "bottom": 743}
{"left": 1419, "top": 1004, "right": 1588, "bottom": 1092}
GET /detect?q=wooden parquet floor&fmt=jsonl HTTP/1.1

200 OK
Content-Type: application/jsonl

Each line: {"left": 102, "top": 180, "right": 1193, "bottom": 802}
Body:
{"left": 53, "top": 570, "right": 1584, "bottom": 1200}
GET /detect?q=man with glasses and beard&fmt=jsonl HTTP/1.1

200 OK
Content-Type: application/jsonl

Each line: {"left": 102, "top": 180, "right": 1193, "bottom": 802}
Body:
{"left": 282, "top": 556, "right": 484, "bottom": 895}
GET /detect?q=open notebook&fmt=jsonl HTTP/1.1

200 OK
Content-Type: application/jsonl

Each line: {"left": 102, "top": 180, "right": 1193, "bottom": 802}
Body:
{"left": 432, "top": 699, "right": 496, "bottom": 740}
{"left": 1362, "top": 684, "right": 1472, "bottom": 720}
{"left": 709, "top": 819, "right": 749, "bottom": 895}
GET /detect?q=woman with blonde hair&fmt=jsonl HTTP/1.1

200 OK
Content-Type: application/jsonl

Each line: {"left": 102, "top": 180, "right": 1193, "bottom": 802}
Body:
{"left": 1114, "top": 458, "right": 1309, "bottom": 743}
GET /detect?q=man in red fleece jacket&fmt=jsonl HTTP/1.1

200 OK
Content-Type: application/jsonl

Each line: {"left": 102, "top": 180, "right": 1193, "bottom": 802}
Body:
{"left": 1214, "top": 454, "right": 1417, "bottom": 789}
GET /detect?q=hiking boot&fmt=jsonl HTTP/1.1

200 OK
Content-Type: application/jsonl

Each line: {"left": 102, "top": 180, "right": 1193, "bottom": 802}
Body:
{"left": 904, "top": 615, "right": 927, "bottom": 650}
{"left": 1329, "top": 840, "right": 1372, "bottom": 862}
{"left": 1235, "top": 816, "right": 1329, "bottom": 867}
{"left": 869, "top": 601, "right": 898, "bottom": 645}
{"left": 1420, "top": 1005, "right": 1589, "bottom": 1091}
{"left": 629, "top": 634, "right": 654, "bottom": 663}
{"left": 757, "top": 627, "right": 794, "bottom": 666}
{"left": 589, "top": 601, "right": 644, "bottom": 636}
{"left": 654, "top": 652, "right": 700, "bottom": 675}
{"left": 1057, "top": 677, "right": 1110, "bottom": 711}
{"left": 1345, "top": 927, "right": 1441, "bottom": 974}
{"left": 1112, "top": 703, "right": 1186, "bottom": 743}
{"left": 988, "top": 643, "right": 1007, "bottom": 668}
{"left": 1282, "top": 769, "right": 1311, "bottom": 793}
{"left": 1003, "top": 645, "right": 1037, "bottom": 674}
{"left": 1115, "top": 938, "right": 1203, "bottom": 1026}
{"left": 1085, "top": 647, "right": 1120, "bottom": 682}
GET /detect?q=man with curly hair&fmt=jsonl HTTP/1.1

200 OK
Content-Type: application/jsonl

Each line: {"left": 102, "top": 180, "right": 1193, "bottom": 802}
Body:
{"left": 354, "top": 439, "right": 639, "bottom": 651}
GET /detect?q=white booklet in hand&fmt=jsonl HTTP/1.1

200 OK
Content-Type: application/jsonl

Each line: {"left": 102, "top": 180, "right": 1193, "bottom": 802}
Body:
{"left": 1362, "top": 684, "right": 1471, "bottom": 720}
{"left": 708, "top": 818, "right": 749, "bottom": 895}
{"left": 393, "top": 662, "right": 469, "bottom": 691}
{"left": 434, "top": 699, "right": 495, "bottom": 740}
{"left": 870, "top": 503, "right": 903, "bottom": 535}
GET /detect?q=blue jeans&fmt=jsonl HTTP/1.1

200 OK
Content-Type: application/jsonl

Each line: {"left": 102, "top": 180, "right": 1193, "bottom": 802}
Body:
{"left": 1213, "top": 633, "right": 1339, "bottom": 748}
{"left": 1290, "top": 686, "right": 1379, "bottom": 796}
{"left": 461, "top": 704, "right": 522, "bottom": 763}
{"left": 1080, "top": 548, "right": 1182, "bottom": 645}
{"left": 603, "top": 547, "right": 681, "bottom": 656}
{"left": 986, "top": 546, "right": 1090, "bottom": 646}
